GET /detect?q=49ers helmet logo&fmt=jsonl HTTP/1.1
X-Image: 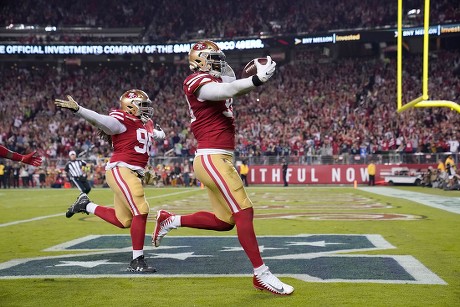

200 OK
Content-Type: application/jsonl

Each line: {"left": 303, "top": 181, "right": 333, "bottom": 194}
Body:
{"left": 126, "top": 92, "right": 139, "bottom": 99}
{"left": 193, "top": 42, "right": 206, "bottom": 51}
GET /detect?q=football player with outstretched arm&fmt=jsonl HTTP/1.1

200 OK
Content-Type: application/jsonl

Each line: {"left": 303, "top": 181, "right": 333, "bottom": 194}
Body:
{"left": 152, "top": 41, "right": 294, "bottom": 295}
{"left": 0, "top": 145, "right": 42, "bottom": 166}
{"left": 55, "top": 89, "right": 165, "bottom": 273}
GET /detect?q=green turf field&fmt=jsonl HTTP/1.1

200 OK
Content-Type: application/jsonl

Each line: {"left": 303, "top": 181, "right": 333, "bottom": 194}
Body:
{"left": 0, "top": 186, "right": 459, "bottom": 307}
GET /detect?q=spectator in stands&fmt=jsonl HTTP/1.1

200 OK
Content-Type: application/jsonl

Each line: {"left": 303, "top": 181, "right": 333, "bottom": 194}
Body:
{"left": 0, "top": 36, "right": 458, "bottom": 188}
{"left": 447, "top": 135, "right": 459, "bottom": 154}
{"left": 2, "top": 0, "right": 458, "bottom": 43}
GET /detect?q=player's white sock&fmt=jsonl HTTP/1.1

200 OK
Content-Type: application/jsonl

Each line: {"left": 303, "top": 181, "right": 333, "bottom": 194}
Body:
{"left": 173, "top": 215, "right": 182, "bottom": 227}
{"left": 254, "top": 264, "right": 268, "bottom": 275}
{"left": 133, "top": 250, "right": 143, "bottom": 260}
{"left": 86, "top": 202, "right": 97, "bottom": 214}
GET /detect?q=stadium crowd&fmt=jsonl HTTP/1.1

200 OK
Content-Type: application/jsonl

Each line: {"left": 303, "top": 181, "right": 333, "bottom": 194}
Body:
{"left": 1, "top": 0, "right": 460, "bottom": 43}
{"left": 0, "top": 1, "right": 459, "bottom": 188}
{"left": 2, "top": 49, "right": 459, "bottom": 161}
{"left": 0, "top": 47, "right": 459, "bottom": 188}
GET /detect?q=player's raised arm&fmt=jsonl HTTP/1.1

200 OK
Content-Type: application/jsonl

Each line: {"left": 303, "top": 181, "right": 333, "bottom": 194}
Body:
{"left": 198, "top": 56, "right": 276, "bottom": 101}
{"left": 185, "top": 41, "right": 276, "bottom": 101}
{"left": 54, "top": 95, "right": 126, "bottom": 135}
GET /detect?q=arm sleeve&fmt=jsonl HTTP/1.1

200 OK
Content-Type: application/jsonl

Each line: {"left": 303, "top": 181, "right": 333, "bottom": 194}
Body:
{"left": 0, "top": 145, "right": 10, "bottom": 159}
{"left": 77, "top": 107, "right": 126, "bottom": 135}
{"left": 0, "top": 145, "right": 22, "bottom": 161}
{"left": 197, "top": 77, "right": 256, "bottom": 101}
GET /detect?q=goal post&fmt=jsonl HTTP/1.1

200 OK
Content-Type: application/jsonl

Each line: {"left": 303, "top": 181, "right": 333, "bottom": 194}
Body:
{"left": 396, "top": 0, "right": 460, "bottom": 113}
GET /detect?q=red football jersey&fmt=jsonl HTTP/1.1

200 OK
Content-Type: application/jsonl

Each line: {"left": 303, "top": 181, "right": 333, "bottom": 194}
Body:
{"left": 183, "top": 72, "right": 235, "bottom": 150}
{"left": 109, "top": 109, "right": 153, "bottom": 168}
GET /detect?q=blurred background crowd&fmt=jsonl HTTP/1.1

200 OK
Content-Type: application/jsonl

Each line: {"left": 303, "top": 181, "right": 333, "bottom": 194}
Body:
{"left": 1, "top": 0, "right": 459, "bottom": 43}
{"left": 0, "top": 0, "right": 459, "bottom": 188}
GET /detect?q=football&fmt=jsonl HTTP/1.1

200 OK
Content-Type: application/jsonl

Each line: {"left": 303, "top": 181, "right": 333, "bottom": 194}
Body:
{"left": 241, "top": 57, "right": 268, "bottom": 78}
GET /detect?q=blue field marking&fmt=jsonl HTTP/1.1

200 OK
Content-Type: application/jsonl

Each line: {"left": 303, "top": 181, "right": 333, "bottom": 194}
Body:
{"left": 0, "top": 235, "right": 446, "bottom": 284}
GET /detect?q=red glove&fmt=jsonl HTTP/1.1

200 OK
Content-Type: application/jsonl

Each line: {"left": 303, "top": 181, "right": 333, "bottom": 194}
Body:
{"left": 20, "top": 151, "right": 43, "bottom": 167}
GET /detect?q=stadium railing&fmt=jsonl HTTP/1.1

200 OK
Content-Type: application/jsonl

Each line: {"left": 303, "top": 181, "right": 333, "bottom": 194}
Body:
{"left": 47, "top": 152, "right": 458, "bottom": 169}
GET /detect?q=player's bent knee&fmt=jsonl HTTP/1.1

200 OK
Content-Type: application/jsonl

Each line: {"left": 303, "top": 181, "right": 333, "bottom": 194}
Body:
{"left": 121, "top": 219, "right": 132, "bottom": 228}
{"left": 215, "top": 216, "right": 235, "bottom": 231}
{"left": 218, "top": 223, "right": 234, "bottom": 231}
{"left": 137, "top": 201, "right": 150, "bottom": 215}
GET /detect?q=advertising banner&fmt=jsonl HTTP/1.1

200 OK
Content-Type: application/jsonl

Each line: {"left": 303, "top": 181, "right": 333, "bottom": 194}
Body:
{"left": 248, "top": 164, "right": 434, "bottom": 185}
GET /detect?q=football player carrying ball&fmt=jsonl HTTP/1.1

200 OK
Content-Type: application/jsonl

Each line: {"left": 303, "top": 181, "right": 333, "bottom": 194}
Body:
{"left": 153, "top": 40, "right": 293, "bottom": 295}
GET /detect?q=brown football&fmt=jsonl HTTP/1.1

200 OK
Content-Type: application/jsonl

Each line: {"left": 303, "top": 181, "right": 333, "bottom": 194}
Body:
{"left": 241, "top": 57, "right": 268, "bottom": 78}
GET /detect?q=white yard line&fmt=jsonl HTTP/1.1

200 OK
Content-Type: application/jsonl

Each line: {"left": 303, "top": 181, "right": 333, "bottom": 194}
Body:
{"left": 359, "top": 187, "right": 460, "bottom": 214}
{"left": 0, "top": 213, "right": 64, "bottom": 228}
{"left": 0, "top": 189, "right": 201, "bottom": 228}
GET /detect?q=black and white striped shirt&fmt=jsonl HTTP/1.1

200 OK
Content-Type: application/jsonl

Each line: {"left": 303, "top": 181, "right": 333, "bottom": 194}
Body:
{"left": 65, "top": 160, "right": 87, "bottom": 178}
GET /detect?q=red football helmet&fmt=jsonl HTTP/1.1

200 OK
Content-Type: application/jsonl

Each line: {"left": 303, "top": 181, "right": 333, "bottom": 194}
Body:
{"left": 188, "top": 40, "right": 227, "bottom": 78}
{"left": 119, "top": 89, "right": 153, "bottom": 123}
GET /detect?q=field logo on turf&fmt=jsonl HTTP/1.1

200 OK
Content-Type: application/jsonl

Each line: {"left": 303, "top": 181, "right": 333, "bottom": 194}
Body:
{"left": 0, "top": 234, "right": 446, "bottom": 284}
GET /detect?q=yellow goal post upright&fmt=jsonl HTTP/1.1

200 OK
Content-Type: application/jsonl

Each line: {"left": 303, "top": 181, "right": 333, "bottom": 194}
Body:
{"left": 397, "top": 0, "right": 460, "bottom": 113}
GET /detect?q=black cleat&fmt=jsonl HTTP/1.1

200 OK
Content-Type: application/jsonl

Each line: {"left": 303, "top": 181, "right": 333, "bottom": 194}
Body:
{"left": 66, "top": 193, "right": 90, "bottom": 218}
{"left": 127, "top": 255, "right": 157, "bottom": 273}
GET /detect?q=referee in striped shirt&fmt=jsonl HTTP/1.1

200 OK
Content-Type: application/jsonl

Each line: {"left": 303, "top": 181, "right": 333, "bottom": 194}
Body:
{"left": 65, "top": 151, "right": 91, "bottom": 194}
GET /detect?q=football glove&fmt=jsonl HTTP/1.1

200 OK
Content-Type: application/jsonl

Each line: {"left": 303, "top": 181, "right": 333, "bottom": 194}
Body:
{"left": 21, "top": 151, "right": 43, "bottom": 167}
{"left": 154, "top": 124, "right": 166, "bottom": 140}
{"left": 255, "top": 56, "right": 276, "bottom": 83}
{"left": 54, "top": 95, "right": 80, "bottom": 112}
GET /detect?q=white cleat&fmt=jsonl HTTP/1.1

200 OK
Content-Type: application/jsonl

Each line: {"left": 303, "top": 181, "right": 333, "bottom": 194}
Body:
{"left": 253, "top": 266, "right": 294, "bottom": 295}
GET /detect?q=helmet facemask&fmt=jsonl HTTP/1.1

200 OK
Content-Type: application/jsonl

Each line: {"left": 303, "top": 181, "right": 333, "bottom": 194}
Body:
{"left": 206, "top": 51, "right": 227, "bottom": 78}
{"left": 133, "top": 99, "right": 154, "bottom": 123}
